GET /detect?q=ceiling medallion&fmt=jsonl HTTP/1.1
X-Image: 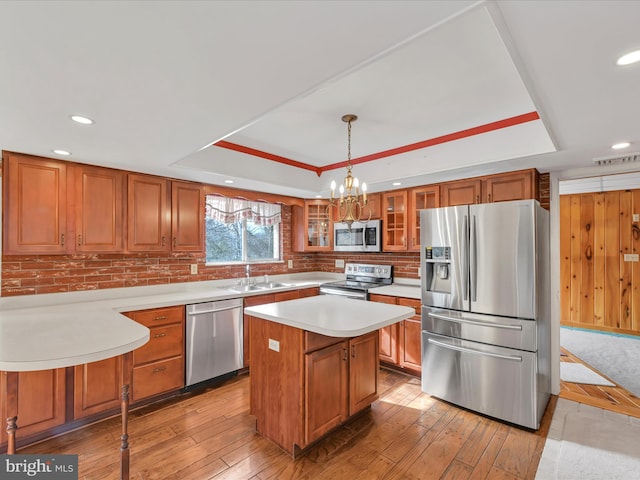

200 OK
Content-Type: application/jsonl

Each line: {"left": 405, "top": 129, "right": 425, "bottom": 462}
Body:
{"left": 329, "top": 114, "right": 371, "bottom": 229}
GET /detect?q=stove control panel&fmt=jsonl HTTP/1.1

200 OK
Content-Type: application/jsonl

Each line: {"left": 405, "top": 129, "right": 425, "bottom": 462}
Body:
{"left": 345, "top": 263, "right": 392, "bottom": 280}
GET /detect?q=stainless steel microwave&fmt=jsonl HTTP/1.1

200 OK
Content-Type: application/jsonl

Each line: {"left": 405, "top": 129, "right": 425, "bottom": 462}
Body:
{"left": 333, "top": 219, "right": 381, "bottom": 252}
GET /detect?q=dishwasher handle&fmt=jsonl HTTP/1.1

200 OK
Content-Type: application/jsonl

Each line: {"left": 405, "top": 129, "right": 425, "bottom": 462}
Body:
{"left": 188, "top": 304, "right": 242, "bottom": 316}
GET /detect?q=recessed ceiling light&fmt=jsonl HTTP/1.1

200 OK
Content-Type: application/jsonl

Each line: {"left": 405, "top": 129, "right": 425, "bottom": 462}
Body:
{"left": 224, "top": 180, "right": 234, "bottom": 184}
{"left": 616, "top": 50, "right": 640, "bottom": 66}
{"left": 612, "top": 142, "right": 631, "bottom": 149}
{"left": 52, "top": 149, "right": 71, "bottom": 156}
{"left": 70, "top": 115, "right": 94, "bottom": 125}
{"left": 315, "top": 194, "right": 323, "bottom": 198}
{"left": 392, "top": 182, "right": 402, "bottom": 186}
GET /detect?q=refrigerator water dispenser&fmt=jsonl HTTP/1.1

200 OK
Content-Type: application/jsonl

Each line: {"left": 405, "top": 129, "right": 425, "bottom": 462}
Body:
{"left": 425, "top": 246, "right": 451, "bottom": 293}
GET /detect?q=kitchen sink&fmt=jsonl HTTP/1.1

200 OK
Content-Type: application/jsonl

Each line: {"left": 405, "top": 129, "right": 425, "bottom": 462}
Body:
{"left": 228, "top": 284, "right": 264, "bottom": 293}
{"left": 254, "top": 282, "right": 291, "bottom": 289}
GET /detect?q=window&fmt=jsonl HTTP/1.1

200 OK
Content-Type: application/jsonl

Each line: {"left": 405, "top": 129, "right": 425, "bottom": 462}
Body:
{"left": 205, "top": 196, "right": 281, "bottom": 264}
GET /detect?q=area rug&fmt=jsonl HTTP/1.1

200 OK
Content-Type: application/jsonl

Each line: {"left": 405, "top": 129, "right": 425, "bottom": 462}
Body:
{"left": 560, "top": 327, "right": 640, "bottom": 397}
{"left": 559, "top": 363, "right": 615, "bottom": 387}
{"left": 556, "top": 412, "right": 640, "bottom": 479}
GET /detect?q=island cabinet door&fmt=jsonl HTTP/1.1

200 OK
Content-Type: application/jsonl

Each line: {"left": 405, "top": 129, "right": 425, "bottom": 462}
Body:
{"left": 305, "top": 340, "right": 348, "bottom": 445}
{"left": 348, "top": 332, "right": 379, "bottom": 415}
{"left": 73, "top": 356, "right": 123, "bottom": 419}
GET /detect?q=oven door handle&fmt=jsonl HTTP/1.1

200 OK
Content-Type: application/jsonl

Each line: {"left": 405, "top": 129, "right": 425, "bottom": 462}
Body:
{"left": 320, "top": 288, "right": 367, "bottom": 300}
{"left": 427, "top": 337, "right": 523, "bottom": 362}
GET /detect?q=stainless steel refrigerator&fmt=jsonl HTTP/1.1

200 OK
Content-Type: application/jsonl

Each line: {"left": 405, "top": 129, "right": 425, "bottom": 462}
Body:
{"left": 420, "top": 199, "right": 550, "bottom": 429}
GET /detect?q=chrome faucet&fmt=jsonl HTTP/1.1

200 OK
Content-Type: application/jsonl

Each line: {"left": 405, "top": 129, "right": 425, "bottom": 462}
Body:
{"left": 245, "top": 264, "right": 252, "bottom": 285}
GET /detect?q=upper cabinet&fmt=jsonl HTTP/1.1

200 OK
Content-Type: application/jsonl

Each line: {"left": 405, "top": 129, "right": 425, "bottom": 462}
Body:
{"left": 171, "top": 181, "right": 204, "bottom": 252}
{"left": 441, "top": 169, "right": 539, "bottom": 207}
{"left": 3, "top": 152, "right": 124, "bottom": 255}
{"left": 292, "top": 199, "right": 332, "bottom": 252}
{"left": 3, "top": 153, "right": 205, "bottom": 256}
{"left": 482, "top": 169, "right": 538, "bottom": 204}
{"left": 3, "top": 152, "right": 68, "bottom": 254}
{"left": 127, "top": 173, "right": 171, "bottom": 252}
{"left": 441, "top": 178, "right": 483, "bottom": 206}
{"left": 408, "top": 186, "right": 440, "bottom": 252}
{"left": 75, "top": 165, "right": 125, "bottom": 252}
{"left": 382, "top": 190, "right": 408, "bottom": 251}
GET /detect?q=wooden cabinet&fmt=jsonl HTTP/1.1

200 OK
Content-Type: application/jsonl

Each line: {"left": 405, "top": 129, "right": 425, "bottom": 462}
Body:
{"left": 292, "top": 199, "right": 332, "bottom": 252}
{"left": 408, "top": 185, "right": 440, "bottom": 252}
{"left": 371, "top": 293, "right": 399, "bottom": 363}
{"left": 398, "top": 298, "right": 422, "bottom": 374}
{"left": 73, "top": 356, "right": 123, "bottom": 419}
{"left": 370, "top": 294, "right": 422, "bottom": 375}
{"left": 382, "top": 190, "right": 408, "bottom": 251}
{"left": 0, "top": 369, "right": 66, "bottom": 447}
{"left": 441, "top": 179, "right": 482, "bottom": 206}
{"left": 3, "top": 152, "right": 69, "bottom": 254}
{"left": 483, "top": 169, "right": 538, "bottom": 204}
{"left": 124, "top": 305, "right": 185, "bottom": 403}
{"left": 171, "top": 181, "right": 204, "bottom": 252}
{"left": 348, "top": 331, "right": 379, "bottom": 415}
{"left": 127, "top": 173, "right": 171, "bottom": 252}
{"left": 249, "top": 317, "right": 379, "bottom": 455}
{"left": 75, "top": 165, "right": 125, "bottom": 252}
{"left": 305, "top": 340, "right": 348, "bottom": 444}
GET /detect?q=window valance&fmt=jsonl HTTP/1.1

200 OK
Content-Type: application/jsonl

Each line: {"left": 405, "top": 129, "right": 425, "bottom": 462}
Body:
{"left": 205, "top": 196, "right": 281, "bottom": 226}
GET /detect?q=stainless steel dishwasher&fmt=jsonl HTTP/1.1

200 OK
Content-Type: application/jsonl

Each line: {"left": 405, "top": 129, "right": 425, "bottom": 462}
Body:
{"left": 186, "top": 298, "right": 243, "bottom": 387}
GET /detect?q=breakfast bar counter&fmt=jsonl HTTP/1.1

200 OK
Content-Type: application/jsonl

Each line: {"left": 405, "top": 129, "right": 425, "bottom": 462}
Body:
{"left": 245, "top": 295, "right": 414, "bottom": 456}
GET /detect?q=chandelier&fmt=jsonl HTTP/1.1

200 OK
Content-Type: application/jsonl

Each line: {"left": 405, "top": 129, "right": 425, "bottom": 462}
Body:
{"left": 329, "top": 114, "right": 371, "bottom": 228}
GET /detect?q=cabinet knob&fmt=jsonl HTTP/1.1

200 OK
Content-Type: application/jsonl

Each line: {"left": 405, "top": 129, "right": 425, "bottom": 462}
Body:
{"left": 61, "top": 233, "right": 65, "bottom": 246}
{"left": 154, "top": 315, "right": 167, "bottom": 321}
{"left": 77, "top": 234, "right": 82, "bottom": 246}
{"left": 152, "top": 366, "right": 167, "bottom": 373}
{"left": 161, "top": 236, "right": 166, "bottom": 247}
{"left": 476, "top": 195, "right": 480, "bottom": 204}
{"left": 488, "top": 194, "right": 492, "bottom": 202}
{"left": 173, "top": 237, "right": 177, "bottom": 248}
{"left": 153, "top": 332, "right": 166, "bottom": 338}
{"left": 343, "top": 348, "right": 348, "bottom": 361}
{"left": 351, "top": 345, "right": 356, "bottom": 358}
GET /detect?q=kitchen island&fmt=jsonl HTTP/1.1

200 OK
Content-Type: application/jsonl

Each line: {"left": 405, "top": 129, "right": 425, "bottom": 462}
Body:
{"left": 244, "top": 295, "right": 414, "bottom": 456}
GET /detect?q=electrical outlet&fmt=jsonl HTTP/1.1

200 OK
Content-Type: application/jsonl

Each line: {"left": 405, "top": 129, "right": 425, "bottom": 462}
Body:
{"left": 268, "top": 339, "right": 280, "bottom": 352}
{"left": 288, "top": 259, "right": 293, "bottom": 268}
{"left": 190, "top": 264, "right": 198, "bottom": 274}
{"left": 335, "top": 259, "right": 345, "bottom": 268}
{"left": 634, "top": 213, "right": 640, "bottom": 222}
{"left": 418, "top": 266, "right": 421, "bottom": 277}
{"left": 623, "top": 253, "right": 639, "bottom": 262}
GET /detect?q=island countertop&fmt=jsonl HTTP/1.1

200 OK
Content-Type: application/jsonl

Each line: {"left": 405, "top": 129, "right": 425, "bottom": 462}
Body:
{"left": 244, "top": 295, "right": 415, "bottom": 337}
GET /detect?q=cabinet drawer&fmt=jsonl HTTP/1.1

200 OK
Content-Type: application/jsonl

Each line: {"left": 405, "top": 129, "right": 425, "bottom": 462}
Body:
{"left": 132, "top": 356, "right": 184, "bottom": 402}
{"left": 304, "top": 331, "right": 342, "bottom": 353}
{"left": 398, "top": 297, "right": 421, "bottom": 316}
{"left": 133, "top": 323, "right": 184, "bottom": 366}
{"left": 129, "top": 305, "right": 184, "bottom": 327}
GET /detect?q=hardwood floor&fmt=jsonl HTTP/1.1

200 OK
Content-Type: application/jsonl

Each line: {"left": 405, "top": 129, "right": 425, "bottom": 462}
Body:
{"left": 559, "top": 347, "right": 640, "bottom": 418}
{"left": 19, "top": 369, "right": 555, "bottom": 480}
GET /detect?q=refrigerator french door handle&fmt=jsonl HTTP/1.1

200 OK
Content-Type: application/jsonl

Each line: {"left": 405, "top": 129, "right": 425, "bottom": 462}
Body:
{"left": 463, "top": 215, "right": 469, "bottom": 301}
{"left": 427, "top": 312, "right": 523, "bottom": 330}
{"left": 470, "top": 215, "right": 477, "bottom": 302}
{"left": 427, "top": 337, "right": 523, "bottom": 362}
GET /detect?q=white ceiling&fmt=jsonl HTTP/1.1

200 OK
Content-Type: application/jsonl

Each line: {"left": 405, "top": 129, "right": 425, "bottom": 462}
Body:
{"left": 1, "top": 0, "right": 639, "bottom": 199}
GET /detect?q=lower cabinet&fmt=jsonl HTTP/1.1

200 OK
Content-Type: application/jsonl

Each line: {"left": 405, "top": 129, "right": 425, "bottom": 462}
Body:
{"left": 73, "top": 356, "right": 123, "bottom": 419}
{"left": 250, "top": 317, "right": 379, "bottom": 455}
{"left": 123, "top": 305, "right": 185, "bottom": 404}
{"left": 305, "top": 331, "right": 378, "bottom": 445}
{"left": 0, "top": 369, "right": 66, "bottom": 446}
{"left": 370, "top": 294, "right": 422, "bottom": 375}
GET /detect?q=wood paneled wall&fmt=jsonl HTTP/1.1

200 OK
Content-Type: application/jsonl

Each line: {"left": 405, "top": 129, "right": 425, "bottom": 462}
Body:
{"left": 560, "top": 190, "right": 640, "bottom": 335}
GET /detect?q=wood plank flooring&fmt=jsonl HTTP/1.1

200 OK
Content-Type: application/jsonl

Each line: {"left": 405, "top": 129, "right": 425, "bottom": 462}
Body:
{"left": 559, "top": 347, "right": 640, "bottom": 418}
{"left": 19, "top": 369, "right": 556, "bottom": 480}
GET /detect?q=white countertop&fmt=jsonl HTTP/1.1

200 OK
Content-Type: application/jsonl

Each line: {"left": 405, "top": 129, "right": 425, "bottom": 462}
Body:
{"left": 0, "top": 272, "right": 341, "bottom": 371}
{"left": 369, "top": 281, "right": 421, "bottom": 300}
{"left": 244, "top": 295, "right": 415, "bottom": 337}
